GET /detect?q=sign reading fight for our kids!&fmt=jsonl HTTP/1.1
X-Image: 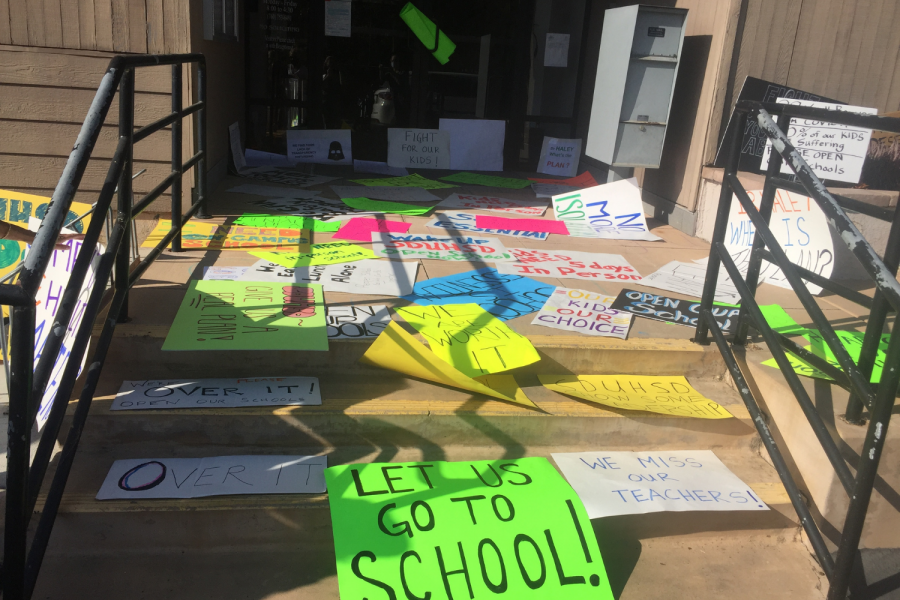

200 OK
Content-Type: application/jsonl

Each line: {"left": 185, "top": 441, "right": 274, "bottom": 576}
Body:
{"left": 388, "top": 128, "right": 451, "bottom": 169}
{"left": 325, "top": 457, "right": 614, "bottom": 600}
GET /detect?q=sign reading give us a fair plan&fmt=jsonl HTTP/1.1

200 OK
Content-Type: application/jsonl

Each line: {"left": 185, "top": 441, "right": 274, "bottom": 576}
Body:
{"left": 388, "top": 128, "right": 451, "bottom": 169}
{"left": 552, "top": 450, "right": 768, "bottom": 518}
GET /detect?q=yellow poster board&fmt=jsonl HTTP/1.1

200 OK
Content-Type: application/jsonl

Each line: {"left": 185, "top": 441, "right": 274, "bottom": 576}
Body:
{"left": 142, "top": 220, "right": 310, "bottom": 252}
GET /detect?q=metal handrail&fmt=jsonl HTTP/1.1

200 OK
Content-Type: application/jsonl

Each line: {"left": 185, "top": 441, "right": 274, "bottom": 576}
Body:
{"left": 1, "top": 53, "right": 209, "bottom": 600}
{"left": 696, "top": 100, "right": 900, "bottom": 600}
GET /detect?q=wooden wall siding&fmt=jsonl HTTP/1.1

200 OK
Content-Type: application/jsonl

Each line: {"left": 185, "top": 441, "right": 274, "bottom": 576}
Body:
{"left": 0, "top": 0, "right": 188, "bottom": 54}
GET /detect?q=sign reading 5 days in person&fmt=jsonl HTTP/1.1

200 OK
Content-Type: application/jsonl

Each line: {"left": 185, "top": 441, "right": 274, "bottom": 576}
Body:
{"left": 325, "top": 457, "right": 613, "bottom": 599}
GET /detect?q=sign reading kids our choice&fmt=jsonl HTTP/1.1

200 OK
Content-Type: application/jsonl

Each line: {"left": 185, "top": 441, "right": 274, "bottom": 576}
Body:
{"left": 325, "top": 457, "right": 614, "bottom": 600}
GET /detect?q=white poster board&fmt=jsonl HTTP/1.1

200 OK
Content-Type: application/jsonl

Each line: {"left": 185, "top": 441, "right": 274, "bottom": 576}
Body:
{"left": 111, "top": 377, "right": 322, "bottom": 410}
{"left": 437, "top": 193, "right": 547, "bottom": 216}
{"left": 427, "top": 211, "right": 549, "bottom": 240}
{"left": 762, "top": 99, "right": 876, "bottom": 184}
{"left": 239, "top": 259, "right": 419, "bottom": 296}
{"left": 286, "top": 129, "right": 352, "bottom": 165}
{"left": 327, "top": 305, "right": 391, "bottom": 339}
{"left": 203, "top": 266, "right": 249, "bottom": 280}
{"left": 533, "top": 287, "right": 632, "bottom": 339}
{"left": 371, "top": 234, "right": 513, "bottom": 262}
{"left": 552, "top": 177, "right": 658, "bottom": 240}
{"left": 330, "top": 185, "right": 440, "bottom": 203}
{"left": 544, "top": 33, "right": 570, "bottom": 67}
{"left": 387, "top": 129, "right": 451, "bottom": 169}
{"left": 496, "top": 254, "right": 641, "bottom": 283}
{"left": 439, "top": 119, "right": 505, "bottom": 172}
{"left": 97, "top": 455, "right": 327, "bottom": 499}
{"left": 324, "top": 0, "right": 351, "bottom": 37}
{"left": 552, "top": 450, "right": 769, "bottom": 518}
{"left": 538, "top": 137, "right": 581, "bottom": 177}
{"left": 641, "top": 260, "right": 740, "bottom": 304}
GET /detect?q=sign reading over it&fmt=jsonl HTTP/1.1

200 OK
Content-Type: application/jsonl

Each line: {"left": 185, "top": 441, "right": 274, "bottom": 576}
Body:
{"left": 111, "top": 377, "right": 322, "bottom": 410}
{"left": 388, "top": 128, "right": 451, "bottom": 169}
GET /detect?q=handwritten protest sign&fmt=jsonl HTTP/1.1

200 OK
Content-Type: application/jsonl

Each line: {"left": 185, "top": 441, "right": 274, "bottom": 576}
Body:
{"left": 388, "top": 129, "right": 451, "bottom": 169}
{"left": 540, "top": 375, "right": 733, "bottom": 419}
{"left": 286, "top": 129, "right": 352, "bottom": 165}
{"left": 111, "top": 377, "right": 322, "bottom": 410}
{"left": 331, "top": 185, "right": 440, "bottom": 203}
{"left": 162, "top": 281, "right": 328, "bottom": 351}
{"left": 226, "top": 184, "right": 321, "bottom": 198}
{"left": 538, "top": 137, "right": 581, "bottom": 177}
{"left": 340, "top": 197, "right": 434, "bottom": 216}
{"left": 551, "top": 450, "right": 765, "bottom": 518}
{"left": 352, "top": 173, "right": 457, "bottom": 189}
{"left": 533, "top": 288, "right": 632, "bottom": 339}
{"left": 250, "top": 241, "right": 377, "bottom": 268}
{"left": 642, "top": 260, "right": 740, "bottom": 304}
{"left": 142, "top": 220, "right": 310, "bottom": 252}
{"left": 97, "top": 455, "right": 327, "bottom": 499}
{"left": 496, "top": 254, "right": 641, "bottom": 283}
{"left": 762, "top": 330, "right": 889, "bottom": 383}
{"left": 327, "top": 305, "right": 391, "bottom": 339}
{"left": 440, "top": 172, "right": 533, "bottom": 189}
{"left": 325, "top": 457, "right": 613, "bottom": 600}
{"left": 475, "top": 215, "right": 569, "bottom": 235}
{"left": 403, "top": 267, "right": 553, "bottom": 321}
{"left": 360, "top": 321, "right": 535, "bottom": 406}
{"left": 372, "top": 233, "right": 514, "bottom": 263}
{"left": 233, "top": 214, "right": 340, "bottom": 232}
{"left": 438, "top": 193, "right": 548, "bottom": 216}
{"left": 762, "top": 99, "right": 876, "bottom": 184}
{"left": 610, "top": 289, "right": 741, "bottom": 333}
{"left": 552, "top": 178, "right": 659, "bottom": 241}
{"left": 247, "top": 197, "right": 376, "bottom": 221}
{"left": 428, "top": 211, "right": 550, "bottom": 240}
{"left": 395, "top": 303, "right": 540, "bottom": 377}
{"left": 240, "top": 259, "right": 419, "bottom": 296}
{"left": 203, "top": 266, "right": 249, "bottom": 280}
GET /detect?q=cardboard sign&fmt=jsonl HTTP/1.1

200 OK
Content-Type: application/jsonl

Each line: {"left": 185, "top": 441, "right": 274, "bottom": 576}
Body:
{"left": 552, "top": 178, "right": 658, "bottom": 241}
{"left": 97, "top": 455, "right": 327, "bottom": 499}
{"left": 162, "top": 281, "right": 328, "bottom": 351}
{"left": 402, "top": 267, "right": 553, "bottom": 321}
{"left": 395, "top": 303, "right": 540, "bottom": 377}
{"left": 496, "top": 256, "right": 641, "bottom": 283}
{"left": 438, "top": 193, "right": 548, "bottom": 216}
{"left": 439, "top": 118, "right": 505, "bottom": 172}
{"left": 250, "top": 242, "right": 377, "bottom": 268}
{"left": 540, "top": 375, "right": 733, "bottom": 419}
{"left": 286, "top": 129, "right": 352, "bottom": 165}
{"left": 238, "top": 167, "right": 339, "bottom": 187}
{"left": 371, "top": 233, "right": 514, "bottom": 263}
{"left": 538, "top": 137, "right": 581, "bottom": 177}
{"left": 331, "top": 185, "right": 440, "bottom": 203}
{"left": 387, "top": 129, "right": 451, "bottom": 169}
{"left": 111, "top": 377, "right": 322, "bottom": 410}
{"left": 532, "top": 287, "right": 632, "bottom": 339}
{"left": 325, "top": 457, "right": 613, "bottom": 600}
{"left": 240, "top": 259, "right": 419, "bottom": 296}
{"left": 353, "top": 160, "right": 408, "bottom": 176}
{"left": 226, "top": 184, "right": 321, "bottom": 199}
{"left": 475, "top": 215, "right": 569, "bottom": 235}
{"left": 762, "top": 99, "right": 876, "bottom": 184}
{"left": 327, "top": 305, "right": 391, "bottom": 339}
{"left": 427, "top": 211, "right": 550, "bottom": 240}
{"left": 351, "top": 173, "right": 457, "bottom": 189}
{"left": 203, "top": 266, "right": 249, "bottom": 280}
{"left": 142, "top": 220, "right": 310, "bottom": 252}
{"left": 552, "top": 450, "right": 766, "bottom": 518}
{"left": 440, "top": 172, "right": 532, "bottom": 189}
{"left": 641, "top": 260, "right": 740, "bottom": 304}
{"left": 610, "top": 289, "right": 739, "bottom": 333}
{"left": 248, "top": 197, "right": 374, "bottom": 221}
{"left": 334, "top": 217, "right": 411, "bottom": 241}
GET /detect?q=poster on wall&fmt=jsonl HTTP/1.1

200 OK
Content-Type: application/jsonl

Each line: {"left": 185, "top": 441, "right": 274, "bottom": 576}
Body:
{"left": 324, "top": 1, "right": 351, "bottom": 37}
{"left": 286, "top": 129, "right": 353, "bottom": 165}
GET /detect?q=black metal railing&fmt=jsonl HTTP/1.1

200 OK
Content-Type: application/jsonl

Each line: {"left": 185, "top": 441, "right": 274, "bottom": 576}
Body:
{"left": 696, "top": 100, "right": 900, "bottom": 600}
{"left": 0, "top": 53, "right": 209, "bottom": 600}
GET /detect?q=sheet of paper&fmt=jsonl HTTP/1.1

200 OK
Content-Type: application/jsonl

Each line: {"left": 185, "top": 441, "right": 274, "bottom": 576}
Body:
{"left": 325, "top": 457, "right": 613, "bottom": 600}
{"left": 331, "top": 184, "right": 439, "bottom": 203}
{"left": 552, "top": 178, "right": 656, "bottom": 240}
{"left": 552, "top": 450, "right": 766, "bottom": 519}
{"left": 439, "top": 118, "right": 505, "bottom": 171}
{"left": 327, "top": 305, "right": 390, "bottom": 339}
{"left": 203, "top": 266, "right": 249, "bottom": 280}
{"left": 238, "top": 168, "right": 338, "bottom": 187}
{"left": 538, "top": 136, "right": 581, "bottom": 177}
{"left": 162, "top": 281, "right": 328, "bottom": 351}
{"left": 244, "top": 149, "right": 296, "bottom": 168}
{"left": 247, "top": 197, "right": 376, "bottom": 221}
{"left": 359, "top": 321, "right": 535, "bottom": 407}
{"left": 334, "top": 217, "right": 411, "bottom": 241}
{"left": 324, "top": 0, "right": 351, "bottom": 37}
{"left": 402, "top": 267, "right": 553, "bottom": 321}
{"left": 395, "top": 303, "right": 540, "bottom": 377}
{"left": 544, "top": 33, "right": 570, "bottom": 67}
{"left": 371, "top": 233, "right": 513, "bottom": 263}
{"left": 497, "top": 254, "right": 641, "bottom": 283}
{"left": 340, "top": 197, "right": 433, "bottom": 216}
{"left": 352, "top": 173, "right": 457, "bottom": 189}
{"left": 97, "top": 455, "right": 327, "bottom": 499}
{"left": 111, "top": 377, "right": 322, "bottom": 410}
{"left": 250, "top": 241, "right": 377, "bottom": 268}
{"left": 353, "top": 160, "right": 408, "bottom": 176}
{"left": 141, "top": 220, "right": 310, "bottom": 252}
{"left": 440, "top": 172, "right": 532, "bottom": 189}
{"left": 533, "top": 182, "right": 577, "bottom": 198}
{"left": 428, "top": 211, "right": 550, "bottom": 240}
{"left": 529, "top": 171, "right": 599, "bottom": 187}
{"left": 641, "top": 260, "right": 740, "bottom": 304}
{"left": 233, "top": 213, "right": 340, "bottom": 232}
{"left": 762, "top": 99, "right": 876, "bottom": 184}
{"left": 240, "top": 258, "right": 419, "bottom": 296}
{"left": 286, "top": 129, "right": 352, "bottom": 165}
{"left": 475, "top": 214, "right": 569, "bottom": 235}
{"left": 610, "top": 289, "right": 740, "bottom": 333}
{"left": 229, "top": 121, "right": 247, "bottom": 171}
{"left": 387, "top": 128, "right": 451, "bottom": 169}
{"left": 226, "top": 184, "right": 322, "bottom": 199}
{"left": 438, "top": 193, "right": 548, "bottom": 216}
{"left": 533, "top": 287, "right": 632, "bottom": 339}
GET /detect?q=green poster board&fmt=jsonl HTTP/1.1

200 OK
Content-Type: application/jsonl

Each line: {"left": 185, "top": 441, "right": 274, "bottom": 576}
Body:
{"left": 440, "top": 172, "right": 533, "bottom": 189}
{"left": 325, "top": 457, "right": 613, "bottom": 599}
{"left": 162, "top": 280, "right": 328, "bottom": 351}
{"left": 400, "top": 2, "right": 456, "bottom": 65}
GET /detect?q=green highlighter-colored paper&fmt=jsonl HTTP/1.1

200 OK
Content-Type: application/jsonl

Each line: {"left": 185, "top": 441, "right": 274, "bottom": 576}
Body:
{"left": 250, "top": 241, "right": 377, "bottom": 268}
{"left": 762, "top": 330, "right": 890, "bottom": 383}
{"left": 234, "top": 213, "right": 340, "bottom": 232}
{"left": 440, "top": 171, "right": 533, "bottom": 189}
{"left": 325, "top": 457, "right": 614, "bottom": 600}
{"left": 399, "top": 2, "right": 456, "bottom": 65}
{"left": 340, "top": 197, "right": 434, "bottom": 216}
{"left": 351, "top": 173, "right": 457, "bottom": 189}
{"left": 162, "top": 280, "right": 328, "bottom": 351}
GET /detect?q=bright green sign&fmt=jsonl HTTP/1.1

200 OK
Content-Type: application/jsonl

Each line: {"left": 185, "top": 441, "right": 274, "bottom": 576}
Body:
{"left": 440, "top": 172, "right": 533, "bottom": 189}
{"left": 234, "top": 213, "right": 340, "bottom": 232}
{"left": 340, "top": 197, "right": 434, "bottom": 216}
{"left": 400, "top": 2, "right": 456, "bottom": 65}
{"left": 325, "top": 457, "right": 613, "bottom": 600}
{"left": 162, "top": 280, "right": 328, "bottom": 351}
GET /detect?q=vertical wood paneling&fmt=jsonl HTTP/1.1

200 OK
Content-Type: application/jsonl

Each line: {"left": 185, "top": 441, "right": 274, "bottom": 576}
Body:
{"left": 145, "top": 0, "right": 164, "bottom": 53}
{"left": 77, "top": 0, "right": 97, "bottom": 49}
{"left": 25, "top": 0, "right": 46, "bottom": 46}
{"left": 110, "top": 0, "right": 129, "bottom": 51}
{"left": 59, "top": 0, "right": 81, "bottom": 48}
{"left": 0, "top": 0, "right": 11, "bottom": 45}
{"left": 93, "top": 0, "right": 113, "bottom": 50}
{"left": 127, "top": 0, "right": 146, "bottom": 53}
{"left": 8, "top": 0, "right": 28, "bottom": 45}
{"left": 42, "top": 0, "right": 64, "bottom": 47}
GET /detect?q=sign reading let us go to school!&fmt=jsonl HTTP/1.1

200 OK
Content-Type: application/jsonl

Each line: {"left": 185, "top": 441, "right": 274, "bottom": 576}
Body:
{"left": 326, "top": 457, "right": 613, "bottom": 600}
{"left": 388, "top": 129, "right": 451, "bottom": 169}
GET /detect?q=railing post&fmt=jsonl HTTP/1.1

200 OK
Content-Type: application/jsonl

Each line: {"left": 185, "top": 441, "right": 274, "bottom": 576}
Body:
{"left": 695, "top": 110, "right": 747, "bottom": 345}
{"left": 4, "top": 305, "right": 35, "bottom": 600}
{"left": 116, "top": 67, "right": 134, "bottom": 322}
{"left": 171, "top": 64, "right": 184, "bottom": 251}
{"left": 195, "top": 59, "right": 211, "bottom": 219}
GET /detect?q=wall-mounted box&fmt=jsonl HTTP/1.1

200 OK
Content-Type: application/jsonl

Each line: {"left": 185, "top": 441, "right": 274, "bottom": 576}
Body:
{"left": 585, "top": 5, "right": 688, "bottom": 168}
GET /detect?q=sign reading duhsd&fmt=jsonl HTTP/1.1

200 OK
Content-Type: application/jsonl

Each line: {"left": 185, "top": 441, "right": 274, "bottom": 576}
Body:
{"left": 325, "top": 457, "right": 613, "bottom": 599}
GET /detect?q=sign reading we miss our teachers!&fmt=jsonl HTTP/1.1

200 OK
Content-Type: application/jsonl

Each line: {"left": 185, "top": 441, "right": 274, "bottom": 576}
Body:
{"left": 325, "top": 458, "right": 614, "bottom": 600}
{"left": 388, "top": 129, "right": 451, "bottom": 169}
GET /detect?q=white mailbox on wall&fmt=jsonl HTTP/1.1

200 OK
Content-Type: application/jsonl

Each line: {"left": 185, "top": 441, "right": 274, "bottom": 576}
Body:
{"left": 585, "top": 5, "right": 688, "bottom": 168}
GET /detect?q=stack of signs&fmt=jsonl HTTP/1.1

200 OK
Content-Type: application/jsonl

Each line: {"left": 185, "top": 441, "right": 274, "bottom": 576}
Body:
{"left": 533, "top": 287, "right": 633, "bottom": 339}
{"left": 538, "top": 137, "right": 582, "bottom": 177}
{"left": 371, "top": 233, "right": 513, "bottom": 263}
{"left": 238, "top": 259, "right": 419, "bottom": 296}
{"left": 552, "top": 178, "right": 659, "bottom": 241}
{"left": 428, "top": 211, "right": 550, "bottom": 240}
{"left": 110, "top": 377, "right": 322, "bottom": 410}
{"left": 497, "top": 248, "right": 642, "bottom": 283}
{"left": 286, "top": 130, "right": 352, "bottom": 165}
{"left": 610, "top": 289, "right": 740, "bottom": 333}
{"left": 387, "top": 128, "right": 451, "bottom": 169}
